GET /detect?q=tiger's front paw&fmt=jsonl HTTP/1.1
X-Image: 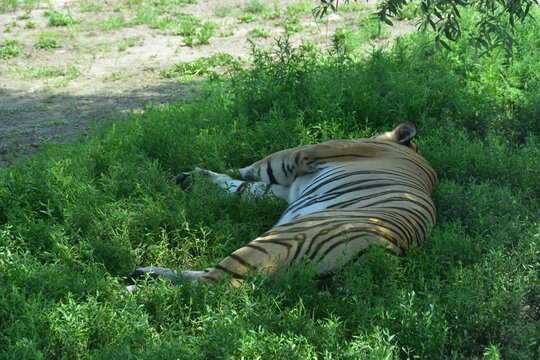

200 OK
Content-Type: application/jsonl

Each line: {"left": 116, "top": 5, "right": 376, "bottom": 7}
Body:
{"left": 169, "top": 172, "right": 195, "bottom": 190}
{"left": 126, "top": 266, "right": 180, "bottom": 285}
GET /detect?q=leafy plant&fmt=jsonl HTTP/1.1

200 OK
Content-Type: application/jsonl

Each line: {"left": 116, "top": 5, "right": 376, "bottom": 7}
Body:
{"left": 238, "top": 13, "right": 257, "bottom": 23}
{"left": 161, "top": 53, "right": 244, "bottom": 77}
{"left": 248, "top": 28, "right": 270, "bottom": 38}
{"left": 214, "top": 5, "right": 232, "bottom": 17}
{"left": 117, "top": 36, "right": 143, "bottom": 51}
{"left": 285, "top": 0, "right": 311, "bottom": 16}
{"left": 44, "top": 10, "right": 81, "bottom": 27}
{"left": 196, "top": 21, "right": 217, "bottom": 44}
{"left": 0, "top": 0, "right": 18, "bottom": 11}
{"left": 315, "top": 0, "right": 538, "bottom": 53}
{"left": 244, "top": 0, "right": 265, "bottom": 14}
{"left": 174, "top": 14, "right": 202, "bottom": 36}
{"left": 262, "top": 4, "right": 281, "bottom": 19}
{"left": 18, "top": 10, "right": 31, "bottom": 19}
{"left": 182, "top": 34, "right": 194, "bottom": 46}
{"left": 282, "top": 15, "right": 302, "bottom": 34}
{"left": 0, "top": 38, "right": 20, "bottom": 59}
{"left": 34, "top": 36, "right": 59, "bottom": 50}
{"left": 101, "top": 14, "right": 126, "bottom": 31}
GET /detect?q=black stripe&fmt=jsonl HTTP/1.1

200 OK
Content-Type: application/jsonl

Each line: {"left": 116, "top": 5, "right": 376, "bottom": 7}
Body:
{"left": 287, "top": 188, "right": 411, "bottom": 215}
{"left": 397, "top": 158, "right": 436, "bottom": 190}
{"left": 350, "top": 249, "right": 368, "bottom": 262}
{"left": 289, "top": 233, "right": 308, "bottom": 262}
{"left": 202, "top": 274, "right": 219, "bottom": 284}
{"left": 296, "top": 166, "right": 348, "bottom": 197}
{"left": 245, "top": 243, "right": 268, "bottom": 254}
{"left": 298, "top": 169, "right": 423, "bottom": 199}
{"left": 326, "top": 191, "right": 435, "bottom": 219}
{"left": 303, "top": 222, "right": 349, "bottom": 259}
{"left": 228, "top": 253, "right": 256, "bottom": 268}
{"left": 267, "top": 161, "right": 278, "bottom": 184}
{"left": 306, "top": 154, "right": 371, "bottom": 165}
{"left": 235, "top": 182, "right": 249, "bottom": 195}
{"left": 256, "top": 239, "right": 293, "bottom": 249}
{"left": 267, "top": 207, "right": 432, "bottom": 241}
{"left": 214, "top": 264, "right": 246, "bottom": 280}
{"left": 379, "top": 205, "right": 432, "bottom": 232}
{"left": 313, "top": 229, "right": 401, "bottom": 261}
{"left": 307, "top": 229, "right": 394, "bottom": 261}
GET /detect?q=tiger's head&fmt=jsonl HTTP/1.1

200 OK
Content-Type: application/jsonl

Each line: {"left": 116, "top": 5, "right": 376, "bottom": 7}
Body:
{"left": 371, "top": 122, "right": 420, "bottom": 153}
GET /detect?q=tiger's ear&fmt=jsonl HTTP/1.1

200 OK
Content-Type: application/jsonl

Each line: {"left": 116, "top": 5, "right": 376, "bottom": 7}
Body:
{"left": 391, "top": 122, "right": 417, "bottom": 145}
{"left": 372, "top": 122, "right": 417, "bottom": 145}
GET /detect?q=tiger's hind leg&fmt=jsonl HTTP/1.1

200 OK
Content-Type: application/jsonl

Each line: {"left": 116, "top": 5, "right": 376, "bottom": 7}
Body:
{"left": 170, "top": 167, "right": 291, "bottom": 201}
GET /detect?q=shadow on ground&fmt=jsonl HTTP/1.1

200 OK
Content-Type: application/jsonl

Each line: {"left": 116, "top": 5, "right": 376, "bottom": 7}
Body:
{"left": 0, "top": 81, "right": 197, "bottom": 167}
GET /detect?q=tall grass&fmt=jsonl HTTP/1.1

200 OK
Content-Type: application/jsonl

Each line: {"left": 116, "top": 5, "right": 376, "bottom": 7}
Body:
{"left": 1, "top": 8, "right": 538, "bottom": 360}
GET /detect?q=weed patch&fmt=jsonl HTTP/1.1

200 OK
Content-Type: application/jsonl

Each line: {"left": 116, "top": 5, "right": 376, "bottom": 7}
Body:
{"left": 34, "top": 36, "right": 59, "bottom": 50}
{"left": 161, "top": 53, "right": 244, "bottom": 78}
{"left": 248, "top": 28, "right": 269, "bottom": 38}
{"left": 0, "top": 38, "right": 20, "bottom": 59}
{"left": 101, "top": 14, "right": 127, "bottom": 31}
{"left": 44, "top": 10, "right": 81, "bottom": 27}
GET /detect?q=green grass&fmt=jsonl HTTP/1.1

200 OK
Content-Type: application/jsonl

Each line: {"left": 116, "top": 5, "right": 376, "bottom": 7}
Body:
{"left": 117, "top": 36, "right": 143, "bottom": 51}
{"left": 1, "top": 0, "right": 41, "bottom": 11}
{"left": 285, "top": 0, "right": 311, "bottom": 16}
{"left": 101, "top": 14, "right": 127, "bottom": 31}
{"left": 262, "top": 3, "right": 281, "bottom": 20}
{"left": 0, "top": 7, "right": 539, "bottom": 360}
{"left": 244, "top": 0, "right": 265, "bottom": 14}
{"left": 21, "top": 65, "right": 81, "bottom": 80}
{"left": 79, "top": 0, "right": 103, "bottom": 12}
{"left": 214, "top": 5, "right": 232, "bottom": 18}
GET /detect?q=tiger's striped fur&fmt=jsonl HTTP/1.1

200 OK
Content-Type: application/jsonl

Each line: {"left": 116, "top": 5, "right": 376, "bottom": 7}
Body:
{"left": 129, "top": 122, "right": 437, "bottom": 288}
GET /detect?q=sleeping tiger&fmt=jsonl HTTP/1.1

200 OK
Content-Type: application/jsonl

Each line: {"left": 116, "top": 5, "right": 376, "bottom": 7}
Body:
{"left": 128, "top": 122, "right": 437, "bottom": 289}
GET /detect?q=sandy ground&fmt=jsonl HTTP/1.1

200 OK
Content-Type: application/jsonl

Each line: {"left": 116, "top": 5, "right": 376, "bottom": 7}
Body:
{"left": 0, "top": 0, "right": 415, "bottom": 167}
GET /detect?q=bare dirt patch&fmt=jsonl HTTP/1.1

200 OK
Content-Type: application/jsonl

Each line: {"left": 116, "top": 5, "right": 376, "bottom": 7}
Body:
{"left": 0, "top": 0, "right": 415, "bottom": 167}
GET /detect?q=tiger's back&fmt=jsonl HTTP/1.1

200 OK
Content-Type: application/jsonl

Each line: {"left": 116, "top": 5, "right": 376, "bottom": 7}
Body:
{"left": 228, "top": 138, "right": 437, "bottom": 278}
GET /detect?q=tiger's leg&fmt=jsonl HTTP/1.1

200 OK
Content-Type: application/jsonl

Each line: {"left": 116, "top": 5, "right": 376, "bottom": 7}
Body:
{"left": 128, "top": 230, "right": 294, "bottom": 289}
{"left": 171, "top": 167, "right": 292, "bottom": 201}
{"left": 130, "top": 214, "right": 400, "bottom": 288}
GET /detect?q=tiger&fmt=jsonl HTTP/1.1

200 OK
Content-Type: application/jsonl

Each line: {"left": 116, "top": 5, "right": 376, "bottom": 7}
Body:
{"left": 128, "top": 122, "right": 437, "bottom": 289}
